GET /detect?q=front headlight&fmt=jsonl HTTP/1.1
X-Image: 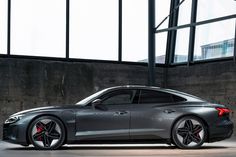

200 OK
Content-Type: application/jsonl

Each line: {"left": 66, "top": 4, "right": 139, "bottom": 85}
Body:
{"left": 5, "top": 115, "right": 24, "bottom": 124}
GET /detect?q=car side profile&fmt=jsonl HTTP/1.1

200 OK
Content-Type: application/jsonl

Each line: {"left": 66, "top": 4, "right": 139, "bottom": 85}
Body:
{"left": 3, "top": 85, "right": 233, "bottom": 149}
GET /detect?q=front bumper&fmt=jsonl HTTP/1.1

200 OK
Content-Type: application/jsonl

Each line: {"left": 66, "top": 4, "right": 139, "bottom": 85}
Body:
{"left": 2, "top": 123, "right": 29, "bottom": 146}
{"left": 208, "top": 119, "right": 234, "bottom": 142}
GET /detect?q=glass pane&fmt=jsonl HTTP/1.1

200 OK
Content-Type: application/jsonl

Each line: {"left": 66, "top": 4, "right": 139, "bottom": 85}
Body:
{"left": 178, "top": 0, "right": 191, "bottom": 25}
{"left": 156, "top": 32, "right": 167, "bottom": 64}
{"left": 0, "top": 0, "right": 7, "bottom": 54}
{"left": 70, "top": 0, "right": 118, "bottom": 61}
{"left": 139, "top": 90, "right": 173, "bottom": 104}
{"left": 155, "top": 0, "right": 171, "bottom": 30}
{"left": 174, "top": 28, "right": 190, "bottom": 63}
{"left": 102, "top": 90, "right": 135, "bottom": 105}
{"left": 122, "top": 0, "right": 148, "bottom": 62}
{"left": 197, "top": 0, "right": 236, "bottom": 21}
{"left": 194, "top": 19, "right": 235, "bottom": 61}
{"left": 11, "top": 0, "right": 66, "bottom": 57}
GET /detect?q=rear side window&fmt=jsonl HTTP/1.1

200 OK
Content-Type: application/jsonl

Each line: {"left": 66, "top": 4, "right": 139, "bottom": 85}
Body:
{"left": 139, "top": 90, "right": 186, "bottom": 104}
{"left": 172, "top": 95, "right": 186, "bottom": 102}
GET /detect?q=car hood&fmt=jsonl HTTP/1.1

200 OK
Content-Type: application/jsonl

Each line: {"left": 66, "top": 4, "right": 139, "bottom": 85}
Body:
{"left": 10, "top": 104, "right": 86, "bottom": 117}
{"left": 11, "top": 106, "right": 59, "bottom": 116}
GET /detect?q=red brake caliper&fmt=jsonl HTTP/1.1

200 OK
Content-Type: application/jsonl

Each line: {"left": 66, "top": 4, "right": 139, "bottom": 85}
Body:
{"left": 36, "top": 124, "right": 43, "bottom": 141}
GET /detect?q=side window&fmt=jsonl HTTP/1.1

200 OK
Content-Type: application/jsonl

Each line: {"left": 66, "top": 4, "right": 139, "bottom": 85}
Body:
{"left": 101, "top": 90, "right": 136, "bottom": 105}
{"left": 139, "top": 90, "right": 174, "bottom": 104}
{"left": 172, "top": 95, "right": 187, "bottom": 102}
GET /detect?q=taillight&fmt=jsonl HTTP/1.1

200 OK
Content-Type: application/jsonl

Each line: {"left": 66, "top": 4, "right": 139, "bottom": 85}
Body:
{"left": 215, "top": 107, "right": 231, "bottom": 116}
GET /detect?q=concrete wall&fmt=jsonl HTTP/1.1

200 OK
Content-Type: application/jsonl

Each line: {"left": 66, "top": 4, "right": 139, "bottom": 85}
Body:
{"left": 166, "top": 60, "right": 236, "bottom": 108}
{"left": 0, "top": 58, "right": 164, "bottom": 138}
{"left": 166, "top": 60, "right": 236, "bottom": 135}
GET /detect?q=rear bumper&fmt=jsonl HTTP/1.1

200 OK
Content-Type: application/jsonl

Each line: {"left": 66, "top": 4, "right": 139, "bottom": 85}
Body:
{"left": 208, "top": 120, "right": 233, "bottom": 142}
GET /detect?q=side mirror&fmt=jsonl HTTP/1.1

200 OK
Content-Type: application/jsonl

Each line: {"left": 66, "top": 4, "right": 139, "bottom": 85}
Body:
{"left": 91, "top": 99, "right": 102, "bottom": 107}
{"left": 91, "top": 99, "right": 107, "bottom": 111}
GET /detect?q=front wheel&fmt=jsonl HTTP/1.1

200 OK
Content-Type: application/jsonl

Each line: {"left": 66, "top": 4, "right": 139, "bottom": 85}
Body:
{"left": 172, "top": 116, "right": 207, "bottom": 149}
{"left": 28, "top": 116, "right": 66, "bottom": 150}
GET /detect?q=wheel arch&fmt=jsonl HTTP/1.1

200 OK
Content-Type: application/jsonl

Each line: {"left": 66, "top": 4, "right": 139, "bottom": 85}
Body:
{"left": 170, "top": 114, "right": 209, "bottom": 143}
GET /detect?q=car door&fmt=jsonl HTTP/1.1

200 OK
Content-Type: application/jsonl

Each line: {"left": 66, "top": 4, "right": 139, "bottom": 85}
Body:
{"left": 129, "top": 89, "right": 175, "bottom": 140}
{"left": 75, "top": 89, "right": 137, "bottom": 141}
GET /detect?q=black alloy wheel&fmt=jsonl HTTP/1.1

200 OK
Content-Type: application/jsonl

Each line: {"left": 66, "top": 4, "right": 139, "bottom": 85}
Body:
{"left": 172, "top": 116, "right": 207, "bottom": 149}
{"left": 28, "top": 116, "right": 65, "bottom": 150}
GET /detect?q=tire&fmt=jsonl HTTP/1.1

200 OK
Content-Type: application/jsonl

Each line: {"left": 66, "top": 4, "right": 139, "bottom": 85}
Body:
{"left": 172, "top": 116, "right": 207, "bottom": 149}
{"left": 28, "top": 116, "right": 66, "bottom": 150}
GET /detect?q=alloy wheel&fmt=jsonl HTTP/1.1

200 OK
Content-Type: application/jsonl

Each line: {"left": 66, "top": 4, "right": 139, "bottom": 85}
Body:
{"left": 172, "top": 117, "right": 206, "bottom": 148}
{"left": 29, "top": 117, "right": 64, "bottom": 149}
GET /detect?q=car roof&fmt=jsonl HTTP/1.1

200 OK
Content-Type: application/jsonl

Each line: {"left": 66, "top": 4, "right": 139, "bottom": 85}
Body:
{"left": 104, "top": 85, "right": 204, "bottom": 102}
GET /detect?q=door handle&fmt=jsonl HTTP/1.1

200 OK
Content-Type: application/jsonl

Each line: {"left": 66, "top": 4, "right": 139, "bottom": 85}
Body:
{"left": 114, "top": 111, "right": 128, "bottom": 115}
{"left": 164, "top": 109, "right": 175, "bottom": 114}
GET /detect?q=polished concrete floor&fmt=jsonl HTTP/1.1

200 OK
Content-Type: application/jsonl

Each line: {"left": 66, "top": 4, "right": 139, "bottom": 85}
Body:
{"left": 1, "top": 138, "right": 236, "bottom": 157}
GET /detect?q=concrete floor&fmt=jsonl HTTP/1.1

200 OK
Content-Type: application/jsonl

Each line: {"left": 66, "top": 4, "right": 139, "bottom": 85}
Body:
{"left": 1, "top": 139, "right": 236, "bottom": 157}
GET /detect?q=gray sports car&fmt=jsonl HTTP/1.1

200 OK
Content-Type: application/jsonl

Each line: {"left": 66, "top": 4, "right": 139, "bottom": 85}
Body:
{"left": 3, "top": 85, "right": 233, "bottom": 149}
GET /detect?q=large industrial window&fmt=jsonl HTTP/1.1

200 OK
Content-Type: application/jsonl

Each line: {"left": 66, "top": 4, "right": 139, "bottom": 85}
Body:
{"left": 155, "top": 32, "right": 168, "bottom": 64}
{"left": 197, "top": 0, "right": 236, "bottom": 22}
{"left": 155, "top": 0, "right": 170, "bottom": 63}
{"left": 177, "top": 0, "right": 191, "bottom": 25}
{"left": 171, "top": 0, "right": 236, "bottom": 64}
{"left": 174, "top": 28, "right": 190, "bottom": 63}
{"left": 0, "top": 0, "right": 7, "bottom": 54}
{"left": 194, "top": 19, "right": 235, "bottom": 61}
{"left": 155, "top": 0, "right": 171, "bottom": 30}
{"left": 11, "top": 0, "right": 66, "bottom": 57}
{"left": 70, "top": 0, "right": 118, "bottom": 61}
{"left": 122, "top": 0, "right": 148, "bottom": 62}
{"left": 173, "top": 0, "right": 192, "bottom": 63}
{"left": 0, "top": 0, "right": 235, "bottom": 66}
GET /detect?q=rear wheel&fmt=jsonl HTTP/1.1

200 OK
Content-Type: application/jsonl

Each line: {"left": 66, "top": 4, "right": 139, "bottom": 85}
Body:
{"left": 172, "top": 116, "right": 207, "bottom": 149}
{"left": 28, "top": 116, "right": 65, "bottom": 150}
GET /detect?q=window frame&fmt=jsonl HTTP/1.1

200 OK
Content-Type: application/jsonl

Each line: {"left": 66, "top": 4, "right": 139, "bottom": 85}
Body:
{"left": 9, "top": 0, "right": 67, "bottom": 57}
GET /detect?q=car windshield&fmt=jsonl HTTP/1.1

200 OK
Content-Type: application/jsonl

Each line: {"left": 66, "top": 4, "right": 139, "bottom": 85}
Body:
{"left": 76, "top": 89, "right": 107, "bottom": 105}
